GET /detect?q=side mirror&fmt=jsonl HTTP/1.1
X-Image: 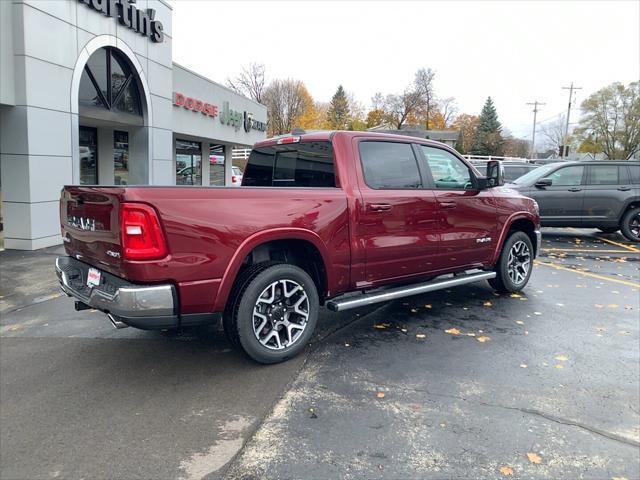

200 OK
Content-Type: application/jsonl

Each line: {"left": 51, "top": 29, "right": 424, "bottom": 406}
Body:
{"left": 535, "top": 177, "right": 552, "bottom": 188}
{"left": 485, "top": 160, "right": 504, "bottom": 188}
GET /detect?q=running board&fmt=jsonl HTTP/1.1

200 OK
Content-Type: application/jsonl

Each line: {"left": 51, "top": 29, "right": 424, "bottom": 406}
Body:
{"left": 326, "top": 271, "right": 496, "bottom": 312}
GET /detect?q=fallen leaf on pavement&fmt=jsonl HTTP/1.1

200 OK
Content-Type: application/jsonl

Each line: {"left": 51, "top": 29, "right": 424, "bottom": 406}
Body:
{"left": 516, "top": 320, "right": 524, "bottom": 325}
{"left": 595, "top": 304, "right": 604, "bottom": 309}
{"left": 520, "top": 364, "right": 527, "bottom": 368}
{"left": 466, "top": 332, "right": 476, "bottom": 337}
{"left": 510, "top": 293, "right": 521, "bottom": 298}
{"left": 555, "top": 355, "right": 568, "bottom": 361}
{"left": 416, "top": 333, "right": 426, "bottom": 339}
{"left": 376, "top": 392, "right": 385, "bottom": 398}
{"left": 424, "top": 304, "right": 432, "bottom": 309}
{"left": 374, "top": 324, "right": 387, "bottom": 329}
{"left": 527, "top": 452, "right": 542, "bottom": 464}
{"left": 477, "top": 336, "right": 491, "bottom": 343}
{"left": 483, "top": 301, "right": 493, "bottom": 307}
{"left": 499, "top": 466, "right": 514, "bottom": 476}
{"left": 555, "top": 364, "right": 564, "bottom": 369}
{"left": 607, "top": 304, "right": 619, "bottom": 308}
{"left": 410, "top": 308, "right": 418, "bottom": 313}
{"left": 445, "top": 328, "right": 461, "bottom": 335}
{"left": 612, "top": 476, "right": 629, "bottom": 480}
{"left": 534, "top": 312, "right": 542, "bottom": 315}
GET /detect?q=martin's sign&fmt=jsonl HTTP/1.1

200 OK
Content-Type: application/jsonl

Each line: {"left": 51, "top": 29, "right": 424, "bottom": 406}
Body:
{"left": 173, "top": 92, "right": 266, "bottom": 134}
{"left": 78, "top": 0, "right": 164, "bottom": 43}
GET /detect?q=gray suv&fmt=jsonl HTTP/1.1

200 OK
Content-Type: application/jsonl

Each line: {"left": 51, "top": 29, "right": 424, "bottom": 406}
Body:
{"left": 509, "top": 161, "right": 640, "bottom": 242}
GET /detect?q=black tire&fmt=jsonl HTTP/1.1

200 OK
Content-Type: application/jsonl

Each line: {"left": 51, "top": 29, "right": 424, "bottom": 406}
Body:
{"left": 223, "top": 263, "right": 319, "bottom": 364}
{"left": 620, "top": 207, "right": 640, "bottom": 243}
{"left": 597, "top": 227, "right": 619, "bottom": 234}
{"left": 488, "top": 231, "right": 534, "bottom": 293}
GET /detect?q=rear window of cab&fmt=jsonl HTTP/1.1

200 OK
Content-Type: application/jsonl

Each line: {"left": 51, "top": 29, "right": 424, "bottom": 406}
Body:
{"left": 243, "top": 141, "right": 336, "bottom": 187}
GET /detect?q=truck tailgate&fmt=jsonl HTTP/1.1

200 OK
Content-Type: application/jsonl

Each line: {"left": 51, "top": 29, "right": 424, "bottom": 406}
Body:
{"left": 60, "top": 186, "right": 124, "bottom": 276}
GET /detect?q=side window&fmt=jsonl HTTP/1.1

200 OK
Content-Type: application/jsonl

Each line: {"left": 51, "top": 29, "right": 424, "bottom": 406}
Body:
{"left": 547, "top": 166, "right": 584, "bottom": 186}
{"left": 420, "top": 146, "right": 472, "bottom": 190}
{"left": 588, "top": 165, "right": 619, "bottom": 185}
{"left": 628, "top": 165, "right": 639, "bottom": 185}
{"left": 243, "top": 141, "right": 335, "bottom": 187}
{"left": 359, "top": 141, "right": 422, "bottom": 189}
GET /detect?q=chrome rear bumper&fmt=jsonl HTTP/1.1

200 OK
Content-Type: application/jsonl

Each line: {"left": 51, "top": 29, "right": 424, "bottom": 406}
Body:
{"left": 55, "top": 256, "right": 178, "bottom": 329}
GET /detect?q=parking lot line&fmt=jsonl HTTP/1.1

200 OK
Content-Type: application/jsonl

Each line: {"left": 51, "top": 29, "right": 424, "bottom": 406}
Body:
{"left": 534, "top": 260, "right": 640, "bottom": 288}
{"left": 542, "top": 248, "right": 630, "bottom": 254}
{"left": 596, "top": 237, "right": 640, "bottom": 253}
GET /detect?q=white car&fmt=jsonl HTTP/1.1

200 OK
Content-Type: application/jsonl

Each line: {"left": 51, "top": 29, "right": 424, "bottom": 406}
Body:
{"left": 232, "top": 166, "right": 243, "bottom": 187}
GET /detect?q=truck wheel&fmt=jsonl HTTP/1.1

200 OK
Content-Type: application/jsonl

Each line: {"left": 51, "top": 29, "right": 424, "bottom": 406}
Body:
{"left": 223, "top": 263, "right": 319, "bottom": 364}
{"left": 488, "top": 231, "right": 534, "bottom": 293}
{"left": 620, "top": 207, "right": 640, "bottom": 243}
{"left": 597, "top": 227, "right": 619, "bottom": 234}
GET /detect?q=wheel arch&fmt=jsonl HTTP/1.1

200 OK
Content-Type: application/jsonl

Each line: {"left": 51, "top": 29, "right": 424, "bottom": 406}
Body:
{"left": 491, "top": 213, "right": 538, "bottom": 265}
{"left": 214, "top": 228, "right": 332, "bottom": 311}
{"left": 619, "top": 197, "right": 640, "bottom": 222}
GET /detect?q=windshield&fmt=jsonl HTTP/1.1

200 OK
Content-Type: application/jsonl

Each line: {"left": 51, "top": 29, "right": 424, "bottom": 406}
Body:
{"left": 512, "top": 164, "right": 556, "bottom": 185}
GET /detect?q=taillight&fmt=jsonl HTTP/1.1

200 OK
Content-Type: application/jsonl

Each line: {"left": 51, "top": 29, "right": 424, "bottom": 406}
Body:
{"left": 120, "top": 203, "right": 168, "bottom": 260}
{"left": 231, "top": 175, "right": 237, "bottom": 183}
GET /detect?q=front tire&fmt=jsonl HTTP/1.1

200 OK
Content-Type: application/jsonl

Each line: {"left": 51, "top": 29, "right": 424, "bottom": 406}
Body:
{"left": 620, "top": 207, "right": 640, "bottom": 243}
{"left": 224, "top": 263, "right": 319, "bottom": 364}
{"left": 488, "top": 231, "right": 534, "bottom": 293}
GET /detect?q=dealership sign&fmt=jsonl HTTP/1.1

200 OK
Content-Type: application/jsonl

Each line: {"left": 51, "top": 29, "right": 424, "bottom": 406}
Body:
{"left": 78, "top": 0, "right": 164, "bottom": 43}
{"left": 173, "top": 93, "right": 266, "bottom": 134}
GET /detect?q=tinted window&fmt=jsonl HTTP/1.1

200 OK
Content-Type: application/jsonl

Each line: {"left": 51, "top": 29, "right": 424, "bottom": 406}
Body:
{"left": 629, "top": 165, "right": 640, "bottom": 184}
{"left": 588, "top": 165, "right": 620, "bottom": 185}
{"left": 243, "top": 141, "right": 335, "bottom": 187}
{"left": 359, "top": 142, "right": 421, "bottom": 189}
{"left": 547, "top": 166, "right": 584, "bottom": 186}
{"left": 420, "top": 146, "right": 472, "bottom": 190}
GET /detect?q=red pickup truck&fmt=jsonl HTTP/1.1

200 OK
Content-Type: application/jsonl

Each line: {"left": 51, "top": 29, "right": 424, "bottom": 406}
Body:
{"left": 57, "top": 131, "right": 540, "bottom": 363}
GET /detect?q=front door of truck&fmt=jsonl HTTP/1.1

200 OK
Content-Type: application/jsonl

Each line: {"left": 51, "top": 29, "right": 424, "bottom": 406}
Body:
{"left": 354, "top": 140, "right": 440, "bottom": 286}
{"left": 416, "top": 145, "right": 497, "bottom": 268}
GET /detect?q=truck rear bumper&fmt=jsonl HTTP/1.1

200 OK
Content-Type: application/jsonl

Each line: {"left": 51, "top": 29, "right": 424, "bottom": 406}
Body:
{"left": 55, "top": 256, "right": 179, "bottom": 330}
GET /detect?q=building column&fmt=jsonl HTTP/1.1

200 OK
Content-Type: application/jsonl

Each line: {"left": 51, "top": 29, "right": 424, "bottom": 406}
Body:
{"left": 201, "top": 141, "right": 210, "bottom": 186}
{"left": 224, "top": 144, "right": 233, "bottom": 186}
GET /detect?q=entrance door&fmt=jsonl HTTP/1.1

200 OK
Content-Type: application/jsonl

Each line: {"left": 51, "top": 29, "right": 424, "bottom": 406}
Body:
{"left": 79, "top": 126, "right": 98, "bottom": 185}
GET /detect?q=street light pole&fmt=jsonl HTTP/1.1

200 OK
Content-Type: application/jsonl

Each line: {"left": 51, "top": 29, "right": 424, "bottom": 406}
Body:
{"left": 561, "top": 82, "right": 582, "bottom": 158}
{"left": 526, "top": 100, "right": 545, "bottom": 159}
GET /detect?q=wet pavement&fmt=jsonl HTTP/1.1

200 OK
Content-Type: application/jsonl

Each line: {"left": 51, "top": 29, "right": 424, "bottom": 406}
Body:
{"left": 1, "top": 229, "right": 639, "bottom": 479}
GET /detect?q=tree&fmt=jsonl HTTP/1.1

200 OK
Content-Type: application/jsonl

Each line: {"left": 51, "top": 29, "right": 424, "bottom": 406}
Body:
{"left": 365, "top": 109, "right": 386, "bottom": 129}
{"left": 326, "top": 85, "right": 350, "bottom": 129}
{"left": 383, "top": 88, "right": 424, "bottom": 130}
{"left": 540, "top": 115, "right": 567, "bottom": 156}
{"left": 470, "top": 97, "right": 504, "bottom": 156}
{"left": 414, "top": 68, "right": 436, "bottom": 128}
{"left": 451, "top": 113, "right": 479, "bottom": 154}
{"left": 262, "top": 79, "right": 307, "bottom": 136}
{"left": 575, "top": 81, "right": 640, "bottom": 159}
{"left": 503, "top": 134, "right": 531, "bottom": 158}
{"left": 438, "top": 97, "right": 458, "bottom": 129}
{"left": 226, "top": 63, "right": 266, "bottom": 104}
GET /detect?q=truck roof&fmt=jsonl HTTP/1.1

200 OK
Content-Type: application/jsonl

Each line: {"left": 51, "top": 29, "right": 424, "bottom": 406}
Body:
{"left": 254, "top": 130, "right": 455, "bottom": 149}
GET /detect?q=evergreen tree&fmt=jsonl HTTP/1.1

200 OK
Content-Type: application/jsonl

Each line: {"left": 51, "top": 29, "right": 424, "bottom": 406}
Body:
{"left": 470, "top": 97, "right": 504, "bottom": 156}
{"left": 454, "top": 132, "right": 465, "bottom": 154}
{"left": 326, "top": 85, "right": 350, "bottom": 130}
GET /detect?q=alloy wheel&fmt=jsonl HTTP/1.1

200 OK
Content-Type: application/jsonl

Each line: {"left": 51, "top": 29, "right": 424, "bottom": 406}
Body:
{"left": 628, "top": 212, "right": 640, "bottom": 240}
{"left": 507, "top": 240, "right": 531, "bottom": 286}
{"left": 252, "top": 279, "right": 309, "bottom": 350}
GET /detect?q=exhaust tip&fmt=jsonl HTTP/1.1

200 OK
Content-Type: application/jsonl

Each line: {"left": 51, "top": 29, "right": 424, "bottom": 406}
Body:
{"left": 107, "top": 314, "right": 129, "bottom": 329}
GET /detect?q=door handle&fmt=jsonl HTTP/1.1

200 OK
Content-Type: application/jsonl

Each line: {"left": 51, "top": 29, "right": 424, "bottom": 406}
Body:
{"left": 618, "top": 186, "right": 631, "bottom": 191}
{"left": 440, "top": 201, "right": 457, "bottom": 209}
{"left": 568, "top": 188, "right": 582, "bottom": 192}
{"left": 369, "top": 203, "right": 392, "bottom": 212}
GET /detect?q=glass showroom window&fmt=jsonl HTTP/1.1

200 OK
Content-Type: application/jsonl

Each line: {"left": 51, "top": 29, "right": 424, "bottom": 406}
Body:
{"left": 79, "top": 127, "right": 98, "bottom": 185}
{"left": 176, "top": 139, "right": 202, "bottom": 186}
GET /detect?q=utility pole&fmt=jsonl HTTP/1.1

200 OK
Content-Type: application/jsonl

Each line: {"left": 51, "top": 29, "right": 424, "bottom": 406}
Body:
{"left": 561, "top": 82, "right": 582, "bottom": 158}
{"left": 526, "top": 100, "right": 545, "bottom": 159}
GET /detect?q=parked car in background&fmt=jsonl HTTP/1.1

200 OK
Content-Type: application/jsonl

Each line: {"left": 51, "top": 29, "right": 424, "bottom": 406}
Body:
{"left": 471, "top": 161, "right": 540, "bottom": 183}
{"left": 509, "top": 161, "right": 640, "bottom": 242}
{"left": 232, "top": 166, "right": 243, "bottom": 187}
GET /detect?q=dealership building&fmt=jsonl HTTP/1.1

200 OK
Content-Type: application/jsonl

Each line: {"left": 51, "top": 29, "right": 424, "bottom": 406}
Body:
{"left": 0, "top": 0, "right": 267, "bottom": 250}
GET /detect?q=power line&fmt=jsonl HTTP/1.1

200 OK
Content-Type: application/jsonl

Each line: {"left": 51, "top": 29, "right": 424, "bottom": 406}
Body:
{"left": 561, "top": 82, "right": 582, "bottom": 158}
{"left": 526, "top": 100, "right": 546, "bottom": 158}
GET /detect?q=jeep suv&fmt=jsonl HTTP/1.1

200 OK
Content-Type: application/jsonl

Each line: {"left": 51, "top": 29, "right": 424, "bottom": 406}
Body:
{"left": 510, "top": 161, "right": 640, "bottom": 242}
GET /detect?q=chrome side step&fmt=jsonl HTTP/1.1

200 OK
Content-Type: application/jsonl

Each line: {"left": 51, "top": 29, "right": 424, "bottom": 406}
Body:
{"left": 326, "top": 271, "right": 496, "bottom": 312}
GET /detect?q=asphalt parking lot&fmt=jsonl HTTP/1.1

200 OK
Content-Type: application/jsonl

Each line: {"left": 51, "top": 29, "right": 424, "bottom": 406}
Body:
{"left": 1, "top": 228, "right": 639, "bottom": 480}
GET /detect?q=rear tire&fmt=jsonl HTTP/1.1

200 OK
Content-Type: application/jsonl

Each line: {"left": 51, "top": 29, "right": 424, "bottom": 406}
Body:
{"left": 597, "top": 227, "right": 619, "bottom": 234}
{"left": 488, "top": 231, "right": 534, "bottom": 293}
{"left": 620, "top": 207, "right": 640, "bottom": 243}
{"left": 223, "top": 263, "right": 319, "bottom": 364}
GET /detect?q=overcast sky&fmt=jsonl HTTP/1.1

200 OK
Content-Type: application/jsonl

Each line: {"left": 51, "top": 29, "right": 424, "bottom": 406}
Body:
{"left": 172, "top": 0, "right": 640, "bottom": 138}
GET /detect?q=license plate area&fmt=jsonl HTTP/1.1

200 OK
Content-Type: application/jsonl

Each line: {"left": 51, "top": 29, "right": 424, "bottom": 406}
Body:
{"left": 87, "top": 268, "right": 101, "bottom": 287}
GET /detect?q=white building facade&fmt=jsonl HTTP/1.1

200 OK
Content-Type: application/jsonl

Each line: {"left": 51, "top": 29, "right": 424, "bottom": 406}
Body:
{"left": 0, "top": 0, "right": 267, "bottom": 250}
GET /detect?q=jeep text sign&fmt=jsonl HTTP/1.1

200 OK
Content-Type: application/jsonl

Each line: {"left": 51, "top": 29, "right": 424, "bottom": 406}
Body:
{"left": 78, "top": 0, "right": 164, "bottom": 43}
